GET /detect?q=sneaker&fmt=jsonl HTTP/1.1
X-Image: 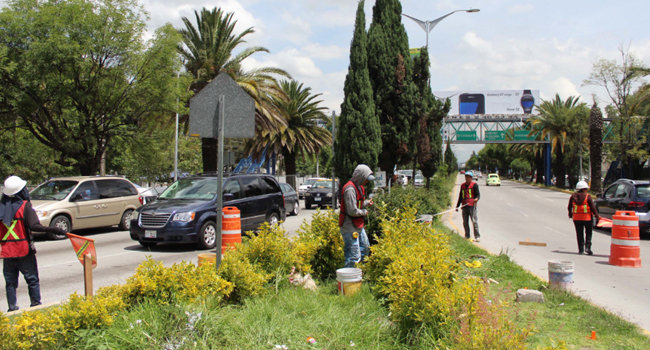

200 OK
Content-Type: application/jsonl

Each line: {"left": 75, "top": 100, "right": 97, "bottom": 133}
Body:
{"left": 30, "top": 302, "right": 42, "bottom": 307}
{"left": 7, "top": 306, "right": 18, "bottom": 312}
{"left": 473, "top": 238, "right": 480, "bottom": 242}
{"left": 586, "top": 250, "right": 593, "bottom": 256}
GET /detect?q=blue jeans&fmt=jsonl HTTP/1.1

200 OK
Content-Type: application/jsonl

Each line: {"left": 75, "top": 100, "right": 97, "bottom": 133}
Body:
{"left": 3, "top": 252, "right": 41, "bottom": 311}
{"left": 342, "top": 228, "right": 369, "bottom": 268}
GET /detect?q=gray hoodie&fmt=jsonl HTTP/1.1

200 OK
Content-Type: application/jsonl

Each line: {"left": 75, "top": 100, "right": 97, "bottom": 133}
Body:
{"left": 340, "top": 164, "right": 373, "bottom": 232}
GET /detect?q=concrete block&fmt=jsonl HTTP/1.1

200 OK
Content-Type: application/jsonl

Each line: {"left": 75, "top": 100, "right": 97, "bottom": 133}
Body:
{"left": 516, "top": 289, "right": 545, "bottom": 303}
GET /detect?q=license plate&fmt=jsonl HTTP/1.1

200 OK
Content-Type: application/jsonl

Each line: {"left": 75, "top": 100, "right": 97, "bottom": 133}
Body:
{"left": 314, "top": 197, "right": 321, "bottom": 202}
{"left": 144, "top": 230, "right": 157, "bottom": 238}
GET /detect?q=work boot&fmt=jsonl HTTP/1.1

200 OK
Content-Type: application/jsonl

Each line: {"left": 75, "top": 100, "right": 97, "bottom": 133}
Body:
{"left": 7, "top": 306, "right": 18, "bottom": 312}
{"left": 586, "top": 249, "right": 593, "bottom": 255}
{"left": 578, "top": 251, "right": 584, "bottom": 255}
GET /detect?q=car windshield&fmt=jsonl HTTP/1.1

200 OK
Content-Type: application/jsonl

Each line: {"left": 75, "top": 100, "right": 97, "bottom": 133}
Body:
{"left": 304, "top": 179, "right": 318, "bottom": 186}
{"left": 158, "top": 178, "right": 219, "bottom": 200}
{"left": 489, "top": 174, "right": 498, "bottom": 178}
{"left": 30, "top": 180, "right": 78, "bottom": 200}
{"left": 312, "top": 181, "right": 332, "bottom": 189}
{"left": 635, "top": 184, "right": 650, "bottom": 198}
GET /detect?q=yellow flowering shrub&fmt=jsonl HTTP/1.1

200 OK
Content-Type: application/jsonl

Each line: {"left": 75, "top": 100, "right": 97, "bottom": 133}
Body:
{"left": 239, "top": 222, "right": 295, "bottom": 277}
{"left": 292, "top": 209, "right": 344, "bottom": 280}
{"left": 124, "top": 257, "right": 232, "bottom": 305}
{"left": 218, "top": 248, "right": 271, "bottom": 302}
{"left": 7, "top": 309, "right": 62, "bottom": 349}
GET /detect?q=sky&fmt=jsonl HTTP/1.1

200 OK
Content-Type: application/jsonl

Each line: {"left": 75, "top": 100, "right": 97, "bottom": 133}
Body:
{"left": 3, "top": 0, "right": 650, "bottom": 162}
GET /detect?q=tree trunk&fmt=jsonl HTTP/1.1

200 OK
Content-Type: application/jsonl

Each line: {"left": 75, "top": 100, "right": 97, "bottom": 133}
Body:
{"left": 554, "top": 147, "right": 566, "bottom": 188}
{"left": 201, "top": 138, "right": 217, "bottom": 172}
{"left": 283, "top": 149, "right": 297, "bottom": 189}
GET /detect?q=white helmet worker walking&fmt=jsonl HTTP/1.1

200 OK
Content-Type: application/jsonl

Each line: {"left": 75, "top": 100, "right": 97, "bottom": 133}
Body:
{"left": 575, "top": 181, "right": 589, "bottom": 191}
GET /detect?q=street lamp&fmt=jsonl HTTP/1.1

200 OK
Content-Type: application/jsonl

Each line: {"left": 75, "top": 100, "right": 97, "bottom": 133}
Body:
{"left": 402, "top": 8, "right": 480, "bottom": 49}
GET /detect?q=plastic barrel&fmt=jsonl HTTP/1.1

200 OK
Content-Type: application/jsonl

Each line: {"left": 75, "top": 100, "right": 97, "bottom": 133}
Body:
{"left": 222, "top": 206, "right": 242, "bottom": 254}
{"left": 548, "top": 260, "right": 574, "bottom": 290}
{"left": 609, "top": 211, "right": 641, "bottom": 267}
{"left": 198, "top": 253, "right": 217, "bottom": 266}
{"left": 336, "top": 268, "right": 362, "bottom": 296}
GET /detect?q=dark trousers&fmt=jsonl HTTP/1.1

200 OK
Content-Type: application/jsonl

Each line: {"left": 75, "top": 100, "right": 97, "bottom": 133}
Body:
{"left": 462, "top": 205, "right": 480, "bottom": 239}
{"left": 573, "top": 220, "right": 592, "bottom": 253}
{"left": 3, "top": 252, "right": 40, "bottom": 311}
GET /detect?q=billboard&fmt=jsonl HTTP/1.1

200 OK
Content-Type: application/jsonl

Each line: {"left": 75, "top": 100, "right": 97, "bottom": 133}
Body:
{"left": 434, "top": 89, "right": 540, "bottom": 115}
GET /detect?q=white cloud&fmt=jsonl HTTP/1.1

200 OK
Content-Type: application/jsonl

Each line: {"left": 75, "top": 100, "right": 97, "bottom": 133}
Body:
{"left": 508, "top": 4, "right": 534, "bottom": 14}
{"left": 301, "top": 44, "right": 348, "bottom": 60}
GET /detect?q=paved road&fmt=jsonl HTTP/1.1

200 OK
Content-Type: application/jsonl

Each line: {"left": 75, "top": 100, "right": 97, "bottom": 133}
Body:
{"left": 4, "top": 200, "right": 317, "bottom": 312}
{"left": 446, "top": 176, "right": 650, "bottom": 332}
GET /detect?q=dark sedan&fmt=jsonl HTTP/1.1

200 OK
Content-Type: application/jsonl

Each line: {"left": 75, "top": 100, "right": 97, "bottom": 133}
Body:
{"left": 594, "top": 178, "right": 650, "bottom": 236}
{"left": 280, "top": 183, "right": 300, "bottom": 216}
{"left": 304, "top": 180, "right": 338, "bottom": 209}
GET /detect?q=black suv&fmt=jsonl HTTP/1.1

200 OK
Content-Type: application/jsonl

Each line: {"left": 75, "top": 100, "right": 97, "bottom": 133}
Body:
{"left": 594, "top": 178, "right": 650, "bottom": 236}
{"left": 130, "top": 173, "right": 285, "bottom": 249}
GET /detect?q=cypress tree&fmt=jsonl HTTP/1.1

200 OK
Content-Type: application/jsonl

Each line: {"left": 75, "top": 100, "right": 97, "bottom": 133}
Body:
{"left": 334, "top": 0, "right": 381, "bottom": 181}
{"left": 444, "top": 140, "right": 458, "bottom": 173}
{"left": 367, "top": 0, "right": 417, "bottom": 179}
{"left": 589, "top": 102, "right": 603, "bottom": 193}
{"left": 412, "top": 47, "right": 451, "bottom": 188}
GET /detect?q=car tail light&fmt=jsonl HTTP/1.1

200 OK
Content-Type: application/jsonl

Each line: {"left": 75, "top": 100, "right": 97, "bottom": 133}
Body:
{"left": 138, "top": 196, "right": 144, "bottom": 205}
{"left": 628, "top": 201, "right": 645, "bottom": 208}
{"left": 282, "top": 194, "right": 286, "bottom": 207}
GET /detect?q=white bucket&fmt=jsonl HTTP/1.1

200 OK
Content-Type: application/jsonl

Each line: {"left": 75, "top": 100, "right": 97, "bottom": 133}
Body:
{"left": 336, "top": 268, "right": 362, "bottom": 296}
{"left": 548, "top": 260, "right": 574, "bottom": 290}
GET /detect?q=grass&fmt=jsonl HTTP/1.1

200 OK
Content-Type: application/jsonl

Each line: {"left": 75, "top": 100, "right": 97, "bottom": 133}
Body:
{"left": 444, "top": 224, "right": 650, "bottom": 349}
{"left": 71, "top": 282, "right": 407, "bottom": 350}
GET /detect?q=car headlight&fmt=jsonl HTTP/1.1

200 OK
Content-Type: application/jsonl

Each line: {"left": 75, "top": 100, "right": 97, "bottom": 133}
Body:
{"left": 326, "top": 193, "right": 332, "bottom": 197}
{"left": 305, "top": 192, "right": 311, "bottom": 197}
{"left": 173, "top": 212, "right": 195, "bottom": 222}
{"left": 133, "top": 210, "right": 140, "bottom": 221}
{"left": 36, "top": 210, "right": 48, "bottom": 219}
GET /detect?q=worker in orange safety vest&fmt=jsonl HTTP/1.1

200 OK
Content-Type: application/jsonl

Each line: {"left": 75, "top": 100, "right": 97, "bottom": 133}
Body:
{"left": 567, "top": 180, "right": 600, "bottom": 255}
{"left": 456, "top": 171, "right": 481, "bottom": 242}
{"left": 0, "top": 176, "right": 66, "bottom": 312}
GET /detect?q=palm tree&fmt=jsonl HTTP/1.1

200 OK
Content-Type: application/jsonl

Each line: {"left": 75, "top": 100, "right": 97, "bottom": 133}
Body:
{"left": 248, "top": 80, "right": 331, "bottom": 188}
{"left": 529, "top": 94, "right": 585, "bottom": 188}
{"left": 178, "top": 7, "right": 290, "bottom": 171}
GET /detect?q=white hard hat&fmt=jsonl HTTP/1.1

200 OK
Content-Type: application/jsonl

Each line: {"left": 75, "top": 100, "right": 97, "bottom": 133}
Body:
{"left": 3, "top": 176, "right": 27, "bottom": 196}
{"left": 575, "top": 181, "right": 589, "bottom": 191}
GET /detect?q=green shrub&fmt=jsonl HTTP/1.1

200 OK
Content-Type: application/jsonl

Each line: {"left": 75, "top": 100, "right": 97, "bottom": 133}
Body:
{"left": 292, "top": 209, "right": 344, "bottom": 280}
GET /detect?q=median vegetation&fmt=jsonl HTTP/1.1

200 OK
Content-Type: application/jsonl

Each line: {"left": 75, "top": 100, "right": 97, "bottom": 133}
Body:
{"left": 2, "top": 176, "right": 649, "bottom": 349}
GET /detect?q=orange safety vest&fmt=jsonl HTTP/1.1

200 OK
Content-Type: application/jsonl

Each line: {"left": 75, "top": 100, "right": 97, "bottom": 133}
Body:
{"left": 572, "top": 195, "right": 592, "bottom": 221}
{"left": 0, "top": 202, "right": 30, "bottom": 258}
{"left": 461, "top": 181, "right": 477, "bottom": 206}
{"left": 338, "top": 180, "right": 366, "bottom": 229}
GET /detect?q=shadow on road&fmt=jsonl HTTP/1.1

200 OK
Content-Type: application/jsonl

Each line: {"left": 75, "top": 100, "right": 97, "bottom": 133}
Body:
{"left": 551, "top": 249, "right": 609, "bottom": 258}
{"left": 123, "top": 243, "right": 202, "bottom": 253}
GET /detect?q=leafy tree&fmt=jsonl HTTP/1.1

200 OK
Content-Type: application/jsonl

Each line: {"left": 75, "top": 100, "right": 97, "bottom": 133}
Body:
{"left": 465, "top": 151, "right": 479, "bottom": 170}
{"left": 367, "top": 0, "right": 417, "bottom": 179}
{"left": 334, "top": 0, "right": 381, "bottom": 181}
{"left": 178, "top": 7, "right": 289, "bottom": 172}
{"left": 249, "top": 80, "right": 331, "bottom": 188}
{"left": 510, "top": 158, "right": 532, "bottom": 179}
{"left": 0, "top": 0, "right": 182, "bottom": 175}
{"left": 584, "top": 47, "right": 649, "bottom": 179}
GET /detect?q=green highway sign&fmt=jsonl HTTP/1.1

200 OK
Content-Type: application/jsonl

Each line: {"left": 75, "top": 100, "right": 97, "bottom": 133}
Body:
{"left": 485, "top": 130, "right": 506, "bottom": 141}
{"left": 456, "top": 130, "right": 477, "bottom": 141}
{"left": 514, "top": 130, "right": 535, "bottom": 141}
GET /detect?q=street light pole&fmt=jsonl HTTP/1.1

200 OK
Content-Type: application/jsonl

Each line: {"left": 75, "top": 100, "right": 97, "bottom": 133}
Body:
{"left": 402, "top": 8, "right": 480, "bottom": 49}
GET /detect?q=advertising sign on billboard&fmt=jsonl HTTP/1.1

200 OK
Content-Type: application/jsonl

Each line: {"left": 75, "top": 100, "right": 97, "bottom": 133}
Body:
{"left": 434, "top": 89, "right": 540, "bottom": 115}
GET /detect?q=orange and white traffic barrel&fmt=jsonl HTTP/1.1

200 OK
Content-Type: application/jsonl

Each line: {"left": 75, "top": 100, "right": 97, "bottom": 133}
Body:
{"left": 221, "top": 206, "right": 242, "bottom": 254}
{"left": 609, "top": 211, "right": 641, "bottom": 267}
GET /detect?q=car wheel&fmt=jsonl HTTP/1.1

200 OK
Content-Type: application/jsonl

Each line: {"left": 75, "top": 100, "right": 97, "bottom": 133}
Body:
{"left": 139, "top": 241, "right": 157, "bottom": 249}
{"left": 266, "top": 211, "right": 280, "bottom": 226}
{"left": 118, "top": 209, "right": 134, "bottom": 231}
{"left": 292, "top": 201, "right": 300, "bottom": 216}
{"left": 197, "top": 220, "right": 217, "bottom": 250}
{"left": 305, "top": 200, "right": 312, "bottom": 209}
{"left": 48, "top": 215, "right": 70, "bottom": 240}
